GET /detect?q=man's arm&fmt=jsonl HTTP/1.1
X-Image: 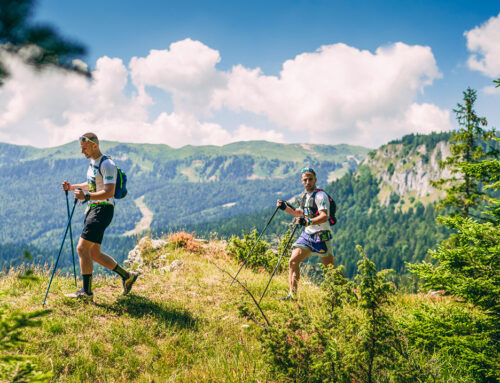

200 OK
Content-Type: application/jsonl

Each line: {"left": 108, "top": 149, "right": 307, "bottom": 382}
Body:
{"left": 310, "top": 210, "right": 328, "bottom": 225}
{"left": 74, "top": 183, "right": 115, "bottom": 201}
{"left": 277, "top": 200, "right": 303, "bottom": 217}
{"left": 287, "top": 206, "right": 304, "bottom": 217}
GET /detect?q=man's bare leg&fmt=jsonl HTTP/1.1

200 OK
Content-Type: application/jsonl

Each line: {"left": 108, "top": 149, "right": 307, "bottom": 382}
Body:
{"left": 89, "top": 243, "right": 117, "bottom": 270}
{"left": 76, "top": 237, "right": 94, "bottom": 274}
{"left": 66, "top": 237, "right": 96, "bottom": 298}
{"left": 320, "top": 254, "right": 335, "bottom": 268}
{"left": 289, "top": 247, "right": 311, "bottom": 296}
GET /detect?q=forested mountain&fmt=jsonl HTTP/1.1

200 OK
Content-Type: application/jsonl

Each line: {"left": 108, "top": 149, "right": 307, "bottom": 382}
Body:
{"left": 168, "top": 132, "right": 458, "bottom": 284}
{"left": 0, "top": 140, "right": 368, "bottom": 270}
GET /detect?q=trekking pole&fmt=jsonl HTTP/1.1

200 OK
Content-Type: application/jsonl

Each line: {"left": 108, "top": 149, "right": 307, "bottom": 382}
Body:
{"left": 65, "top": 190, "right": 77, "bottom": 287}
{"left": 43, "top": 197, "right": 78, "bottom": 306}
{"left": 230, "top": 206, "right": 280, "bottom": 286}
{"left": 258, "top": 223, "right": 299, "bottom": 304}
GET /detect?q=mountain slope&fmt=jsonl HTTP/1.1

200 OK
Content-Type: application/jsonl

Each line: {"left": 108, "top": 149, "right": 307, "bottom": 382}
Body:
{"left": 0, "top": 241, "right": 301, "bottom": 382}
{"left": 1, "top": 235, "right": 493, "bottom": 382}
{"left": 0, "top": 140, "right": 369, "bottom": 269}
{"left": 169, "top": 133, "right": 456, "bottom": 280}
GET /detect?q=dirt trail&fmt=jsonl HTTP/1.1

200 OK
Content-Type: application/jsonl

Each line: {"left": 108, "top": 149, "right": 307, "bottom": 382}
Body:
{"left": 124, "top": 195, "right": 153, "bottom": 236}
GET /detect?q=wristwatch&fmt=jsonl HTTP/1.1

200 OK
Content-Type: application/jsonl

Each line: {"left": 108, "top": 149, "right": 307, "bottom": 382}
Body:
{"left": 84, "top": 191, "right": 91, "bottom": 202}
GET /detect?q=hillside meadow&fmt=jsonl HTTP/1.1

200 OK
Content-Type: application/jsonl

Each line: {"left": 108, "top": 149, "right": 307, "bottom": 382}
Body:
{"left": 1, "top": 234, "right": 496, "bottom": 382}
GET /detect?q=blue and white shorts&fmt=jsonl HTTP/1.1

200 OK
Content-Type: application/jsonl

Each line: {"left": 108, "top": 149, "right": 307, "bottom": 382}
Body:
{"left": 292, "top": 231, "right": 333, "bottom": 258}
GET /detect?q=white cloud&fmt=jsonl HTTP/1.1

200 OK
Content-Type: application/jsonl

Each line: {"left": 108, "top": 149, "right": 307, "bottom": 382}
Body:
{"left": 0, "top": 39, "right": 448, "bottom": 148}
{"left": 465, "top": 12, "right": 500, "bottom": 78}
{"left": 354, "top": 103, "right": 452, "bottom": 146}
{"left": 129, "top": 39, "right": 227, "bottom": 115}
{"left": 0, "top": 48, "right": 277, "bottom": 148}
{"left": 214, "top": 42, "right": 443, "bottom": 146}
{"left": 483, "top": 85, "right": 500, "bottom": 95}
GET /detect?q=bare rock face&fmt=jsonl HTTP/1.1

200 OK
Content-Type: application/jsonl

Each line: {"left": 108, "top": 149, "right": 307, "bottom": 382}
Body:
{"left": 363, "top": 141, "right": 453, "bottom": 206}
{"left": 150, "top": 238, "right": 169, "bottom": 249}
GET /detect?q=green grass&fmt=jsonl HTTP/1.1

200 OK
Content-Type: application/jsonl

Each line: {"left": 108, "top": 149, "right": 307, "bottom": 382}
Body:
{"left": 0, "top": 243, "right": 304, "bottom": 382}
{"left": 2, "top": 239, "right": 486, "bottom": 382}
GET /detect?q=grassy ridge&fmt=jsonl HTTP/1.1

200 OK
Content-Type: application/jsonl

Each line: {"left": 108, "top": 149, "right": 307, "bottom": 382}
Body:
{"left": 0, "top": 140, "right": 369, "bottom": 163}
{"left": 1, "top": 242, "right": 292, "bottom": 382}
{"left": 2, "top": 237, "right": 490, "bottom": 382}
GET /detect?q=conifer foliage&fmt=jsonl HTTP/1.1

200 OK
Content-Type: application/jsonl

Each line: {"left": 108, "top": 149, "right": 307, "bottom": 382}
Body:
{"left": 432, "top": 87, "right": 498, "bottom": 221}
{"left": 0, "top": 0, "right": 88, "bottom": 85}
{"left": 410, "top": 87, "right": 499, "bottom": 313}
{"left": 409, "top": 86, "right": 499, "bottom": 381}
{"left": 0, "top": 301, "right": 51, "bottom": 382}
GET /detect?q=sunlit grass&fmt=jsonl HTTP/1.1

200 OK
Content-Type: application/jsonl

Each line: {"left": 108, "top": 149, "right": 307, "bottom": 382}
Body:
{"left": 0, "top": 241, "right": 301, "bottom": 382}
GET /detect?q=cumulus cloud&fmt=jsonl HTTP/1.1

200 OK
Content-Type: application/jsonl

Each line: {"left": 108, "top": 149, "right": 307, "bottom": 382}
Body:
{"left": 0, "top": 46, "right": 278, "bottom": 148}
{"left": 129, "top": 39, "right": 227, "bottom": 115}
{"left": 0, "top": 38, "right": 448, "bottom": 148}
{"left": 354, "top": 103, "right": 452, "bottom": 146}
{"left": 465, "top": 12, "right": 500, "bottom": 78}
{"left": 213, "top": 42, "right": 443, "bottom": 146}
{"left": 483, "top": 85, "right": 500, "bottom": 95}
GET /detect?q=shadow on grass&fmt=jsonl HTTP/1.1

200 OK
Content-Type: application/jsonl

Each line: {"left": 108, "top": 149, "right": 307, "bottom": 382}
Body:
{"left": 96, "top": 294, "right": 198, "bottom": 330}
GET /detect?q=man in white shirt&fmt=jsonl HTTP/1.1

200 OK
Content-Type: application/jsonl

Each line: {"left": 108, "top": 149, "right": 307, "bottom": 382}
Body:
{"left": 61, "top": 133, "right": 137, "bottom": 301}
{"left": 277, "top": 168, "right": 335, "bottom": 300}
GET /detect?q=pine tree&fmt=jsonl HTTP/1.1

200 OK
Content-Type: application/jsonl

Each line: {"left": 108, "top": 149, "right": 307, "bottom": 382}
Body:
{"left": 432, "top": 87, "right": 497, "bottom": 221}
{"left": 0, "top": 0, "right": 88, "bottom": 85}
{"left": 409, "top": 86, "right": 499, "bottom": 381}
{"left": 353, "top": 246, "right": 396, "bottom": 383}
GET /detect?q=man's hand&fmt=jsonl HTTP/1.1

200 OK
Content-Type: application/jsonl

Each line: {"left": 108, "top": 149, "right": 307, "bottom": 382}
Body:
{"left": 62, "top": 181, "right": 72, "bottom": 191}
{"left": 297, "top": 217, "right": 312, "bottom": 226}
{"left": 277, "top": 200, "right": 288, "bottom": 211}
{"left": 74, "top": 188, "right": 85, "bottom": 200}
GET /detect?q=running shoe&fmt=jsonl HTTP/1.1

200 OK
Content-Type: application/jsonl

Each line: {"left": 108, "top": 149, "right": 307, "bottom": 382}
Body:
{"left": 122, "top": 272, "right": 139, "bottom": 295}
{"left": 64, "top": 288, "right": 93, "bottom": 302}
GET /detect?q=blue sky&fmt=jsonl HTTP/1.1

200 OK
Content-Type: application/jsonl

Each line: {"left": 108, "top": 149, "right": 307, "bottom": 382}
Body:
{"left": 1, "top": 0, "right": 498, "bottom": 148}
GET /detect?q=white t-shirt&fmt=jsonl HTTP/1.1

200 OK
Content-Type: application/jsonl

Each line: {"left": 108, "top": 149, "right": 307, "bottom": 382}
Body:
{"left": 87, "top": 155, "right": 117, "bottom": 204}
{"left": 301, "top": 190, "right": 332, "bottom": 235}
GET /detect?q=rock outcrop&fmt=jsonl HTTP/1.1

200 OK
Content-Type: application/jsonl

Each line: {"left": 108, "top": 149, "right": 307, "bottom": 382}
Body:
{"left": 124, "top": 237, "right": 168, "bottom": 270}
{"left": 363, "top": 140, "right": 453, "bottom": 206}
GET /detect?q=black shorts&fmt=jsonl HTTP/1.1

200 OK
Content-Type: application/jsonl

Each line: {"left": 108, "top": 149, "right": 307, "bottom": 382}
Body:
{"left": 81, "top": 204, "right": 114, "bottom": 244}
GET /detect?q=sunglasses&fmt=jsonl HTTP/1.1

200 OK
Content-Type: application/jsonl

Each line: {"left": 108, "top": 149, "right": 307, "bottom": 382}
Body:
{"left": 301, "top": 167, "right": 316, "bottom": 175}
{"left": 79, "top": 136, "right": 97, "bottom": 145}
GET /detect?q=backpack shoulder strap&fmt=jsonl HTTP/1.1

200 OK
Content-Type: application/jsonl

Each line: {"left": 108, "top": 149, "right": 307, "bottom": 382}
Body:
{"left": 315, "top": 188, "right": 337, "bottom": 225}
{"left": 309, "top": 189, "right": 320, "bottom": 210}
{"left": 299, "top": 192, "right": 308, "bottom": 210}
{"left": 96, "top": 155, "right": 108, "bottom": 177}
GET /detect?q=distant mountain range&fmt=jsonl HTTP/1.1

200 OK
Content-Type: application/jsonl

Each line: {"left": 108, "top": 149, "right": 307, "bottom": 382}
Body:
{"left": 2, "top": 132, "right": 469, "bottom": 279}
{"left": 0, "top": 140, "right": 369, "bottom": 269}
